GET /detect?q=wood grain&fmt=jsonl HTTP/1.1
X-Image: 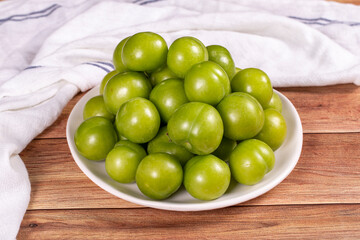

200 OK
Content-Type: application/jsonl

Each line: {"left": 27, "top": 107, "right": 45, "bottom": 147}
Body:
{"left": 36, "top": 84, "right": 360, "bottom": 140}
{"left": 21, "top": 133, "right": 360, "bottom": 210}
{"left": 330, "top": 0, "right": 360, "bottom": 4}
{"left": 18, "top": 204, "right": 360, "bottom": 240}
{"left": 280, "top": 85, "right": 360, "bottom": 133}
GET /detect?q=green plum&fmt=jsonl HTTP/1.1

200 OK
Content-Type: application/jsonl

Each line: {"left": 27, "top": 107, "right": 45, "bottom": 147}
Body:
{"left": 232, "top": 67, "right": 242, "bottom": 81}
{"left": 167, "top": 36, "right": 208, "bottom": 78}
{"left": 105, "top": 140, "right": 146, "bottom": 183}
{"left": 122, "top": 32, "right": 168, "bottom": 72}
{"left": 136, "top": 153, "right": 183, "bottom": 200}
{"left": 149, "top": 78, "right": 188, "bottom": 123}
{"left": 184, "top": 154, "right": 231, "bottom": 201}
{"left": 113, "top": 37, "right": 130, "bottom": 73}
{"left": 103, "top": 71, "right": 152, "bottom": 115}
{"left": 231, "top": 68, "right": 273, "bottom": 108}
{"left": 83, "top": 95, "right": 114, "bottom": 121}
{"left": 255, "top": 108, "right": 287, "bottom": 151}
{"left": 115, "top": 97, "right": 160, "bottom": 143}
{"left": 263, "top": 91, "right": 282, "bottom": 113}
{"left": 212, "top": 137, "right": 237, "bottom": 162}
{"left": 168, "top": 102, "right": 224, "bottom": 155}
{"left": 78, "top": 32, "right": 291, "bottom": 199}
{"left": 74, "top": 116, "right": 117, "bottom": 161}
{"left": 100, "top": 70, "right": 118, "bottom": 94}
{"left": 230, "top": 139, "right": 275, "bottom": 185}
{"left": 184, "top": 61, "right": 230, "bottom": 105}
{"left": 149, "top": 65, "right": 178, "bottom": 86}
{"left": 206, "top": 45, "right": 236, "bottom": 79}
{"left": 147, "top": 126, "right": 194, "bottom": 166}
{"left": 216, "top": 92, "right": 264, "bottom": 141}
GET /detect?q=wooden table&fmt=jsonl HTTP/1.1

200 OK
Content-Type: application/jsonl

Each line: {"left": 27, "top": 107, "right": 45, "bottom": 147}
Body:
{"left": 17, "top": 85, "right": 360, "bottom": 239}
{"left": 17, "top": 2, "right": 360, "bottom": 239}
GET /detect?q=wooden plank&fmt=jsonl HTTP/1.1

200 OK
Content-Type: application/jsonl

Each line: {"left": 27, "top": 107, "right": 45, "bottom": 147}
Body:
{"left": 279, "top": 84, "right": 360, "bottom": 133}
{"left": 36, "top": 84, "right": 360, "bottom": 140}
{"left": 18, "top": 204, "right": 360, "bottom": 239}
{"left": 331, "top": 0, "right": 360, "bottom": 4}
{"left": 21, "top": 133, "right": 360, "bottom": 210}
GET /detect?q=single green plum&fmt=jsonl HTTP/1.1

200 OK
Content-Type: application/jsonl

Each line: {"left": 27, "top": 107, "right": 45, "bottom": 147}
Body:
{"left": 105, "top": 140, "right": 146, "bottom": 183}
{"left": 122, "top": 32, "right": 168, "bottom": 72}
{"left": 206, "top": 45, "right": 236, "bottom": 79}
{"left": 136, "top": 153, "right": 183, "bottom": 200}
{"left": 184, "top": 154, "right": 231, "bottom": 201}
{"left": 167, "top": 36, "right": 208, "bottom": 78}
{"left": 216, "top": 92, "right": 264, "bottom": 141}
{"left": 168, "top": 102, "right": 223, "bottom": 155}
{"left": 103, "top": 71, "right": 152, "bottom": 115}
{"left": 231, "top": 68, "right": 273, "bottom": 108}
{"left": 115, "top": 97, "right": 160, "bottom": 143}
{"left": 83, "top": 95, "right": 114, "bottom": 121}
{"left": 230, "top": 139, "right": 274, "bottom": 185}
{"left": 254, "top": 108, "right": 287, "bottom": 151}
{"left": 184, "top": 61, "right": 230, "bottom": 105}
{"left": 149, "top": 78, "right": 188, "bottom": 123}
{"left": 74, "top": 116, "right": 117, "bottom": 161}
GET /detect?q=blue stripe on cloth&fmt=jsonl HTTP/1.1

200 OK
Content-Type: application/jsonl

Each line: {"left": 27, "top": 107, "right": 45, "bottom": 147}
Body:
{"left": 24, "top": 66, "right": 42, "bottom": 70}
{"left": 0, "top": 4, "right": 58, "bottom": 21}
{"left": 94, "top": 61, "right": 115, "bottom": 69}
{"left": 24, "top": 63, "right": 111, "bottom": 73}
{"left": 7, "top": 6, "right": 61, "bottom": 23}
{"left": 140, "top": 0, "right": 163, "bottom": 5}
{"left": 133, "top": 0, "right": 163, "bottom": 5}
{"left": 0, "top": 4, "right": 61, "bottom": 26}
{"left": 84, "top": 63, "right": 111, "bottom": 73}
{"left": 288, "top": 16, "right": 360, "bottom": 27}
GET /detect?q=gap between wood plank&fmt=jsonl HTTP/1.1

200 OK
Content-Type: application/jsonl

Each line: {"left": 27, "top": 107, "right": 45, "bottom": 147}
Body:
{"left": 22, "top": 202, "right": 360, "bottom": 212}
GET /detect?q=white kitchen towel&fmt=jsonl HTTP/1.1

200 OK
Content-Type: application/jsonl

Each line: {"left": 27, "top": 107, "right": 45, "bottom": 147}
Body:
{"left": 1, "top": 0, "right": 360, "bottom": 238}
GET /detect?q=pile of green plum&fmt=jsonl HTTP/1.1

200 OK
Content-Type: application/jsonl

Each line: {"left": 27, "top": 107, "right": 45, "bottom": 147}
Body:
{"left": 74, "top": 32, "right": 287, "bottom": 201}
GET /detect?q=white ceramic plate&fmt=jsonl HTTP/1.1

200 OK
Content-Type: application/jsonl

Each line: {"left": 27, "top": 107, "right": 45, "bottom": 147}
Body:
{"left": 66, "top": 86, "right": 303, "bottom": 211}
